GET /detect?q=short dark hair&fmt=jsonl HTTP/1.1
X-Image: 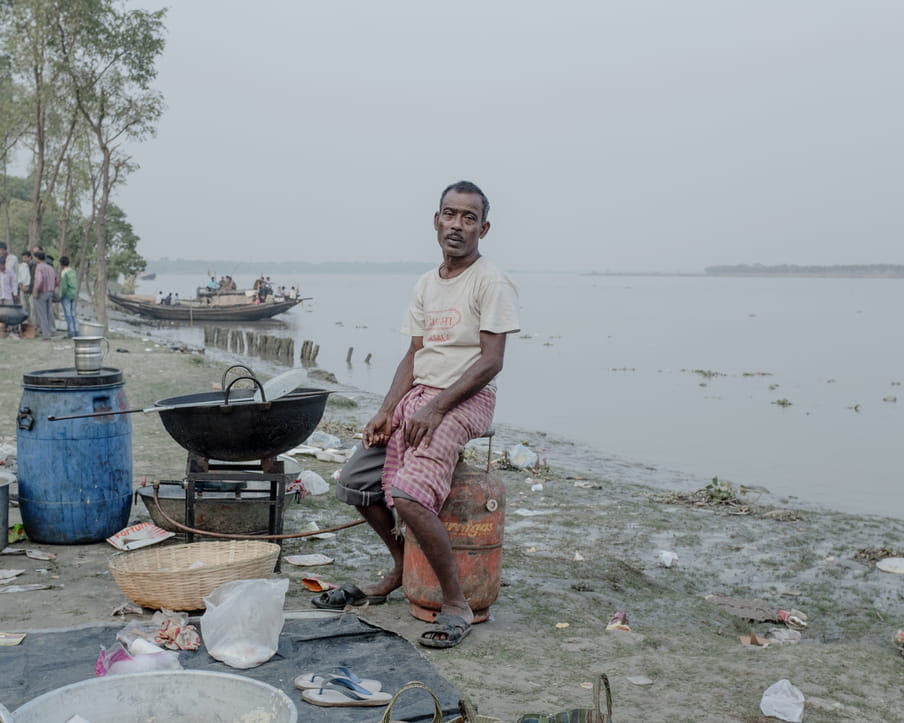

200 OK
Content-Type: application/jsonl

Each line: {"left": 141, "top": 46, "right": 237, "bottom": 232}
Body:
{"left": 35, "top": 251, "right": 45, "bottom": 261}
{"left": 0, "top": 242, "right": 7, "bottom": 251}
{"left": 60, "top": 256, "right": 70, "bottom": 266}
{"left": 439, "top": 180, "right": 490, "bottom": 223}
{"left": 21, "top": 250, "right": 32, "bottom": 258}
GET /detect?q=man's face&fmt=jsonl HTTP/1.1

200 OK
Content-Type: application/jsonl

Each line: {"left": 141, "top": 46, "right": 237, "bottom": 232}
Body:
{"left": 434, "top": 191, "right": 489, "bottom": 260}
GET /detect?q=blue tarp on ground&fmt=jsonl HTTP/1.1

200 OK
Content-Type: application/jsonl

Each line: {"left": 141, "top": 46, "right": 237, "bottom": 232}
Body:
{"left": 0, "top": 611, "right": 461, "bottom": 721}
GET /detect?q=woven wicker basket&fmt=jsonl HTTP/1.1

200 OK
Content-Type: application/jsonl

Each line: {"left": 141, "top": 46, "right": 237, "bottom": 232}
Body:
{"left": 109, "top": 541, "right": 281, "bottom": 611}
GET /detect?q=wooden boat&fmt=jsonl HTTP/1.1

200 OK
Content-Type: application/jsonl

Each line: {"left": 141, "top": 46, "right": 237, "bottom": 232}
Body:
{"left": 139, "top": 272, "right": 157, "bottom": 280}
{"left": 108, "top": 292, "right": 307, "bottom": 322}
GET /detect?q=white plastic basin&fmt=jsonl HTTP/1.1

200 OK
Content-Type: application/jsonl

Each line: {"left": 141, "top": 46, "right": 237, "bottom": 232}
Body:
{"left": 12, "top": 670, "right": 297, "bottom": 723}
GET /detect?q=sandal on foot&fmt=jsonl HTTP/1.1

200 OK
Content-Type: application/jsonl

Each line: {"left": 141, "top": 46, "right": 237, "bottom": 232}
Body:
{"left": 295, "top": 667, "right": 382, "bottom": 692}
{"left": 311, "top": 582, "right": 388, "bottom": 610}
{"left": 417, "top": 613, "right": 472, "bottom": 649}
{"left": 300, "top": 677, "right": 392, "bottom": 707}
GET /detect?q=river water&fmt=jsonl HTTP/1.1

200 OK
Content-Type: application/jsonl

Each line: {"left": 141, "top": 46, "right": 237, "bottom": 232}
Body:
{"left": 130, "top": 271, "right": 903, "bottom": 519}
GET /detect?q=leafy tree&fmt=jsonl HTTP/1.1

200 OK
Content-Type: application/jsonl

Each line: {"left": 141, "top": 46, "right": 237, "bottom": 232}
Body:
{"left": 0, "top": 47, "right": 31, "bottom": 246}
{"left": 64, "top": 199, "right": 140, "bottom": 295}
{"left": 56, "top": 0, "right": 165, "bottom": 324}
{"left": 1, "top": 0, "right": 80, "bottom": 250}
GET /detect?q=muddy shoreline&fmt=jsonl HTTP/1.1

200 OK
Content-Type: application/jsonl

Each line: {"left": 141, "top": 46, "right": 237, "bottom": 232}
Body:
{"left": 2, "top": 326, "right": 904, "bottom": 721}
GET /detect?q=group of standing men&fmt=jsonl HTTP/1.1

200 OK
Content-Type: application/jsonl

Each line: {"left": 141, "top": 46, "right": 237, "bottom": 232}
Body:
{"left": 0, "top": 242, "right": 79, "bottom": 339}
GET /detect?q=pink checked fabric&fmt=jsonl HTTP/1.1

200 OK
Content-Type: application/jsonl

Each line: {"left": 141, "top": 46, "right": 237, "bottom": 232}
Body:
{"left": 382, "top": 385, "right": 495, "bottom": 514}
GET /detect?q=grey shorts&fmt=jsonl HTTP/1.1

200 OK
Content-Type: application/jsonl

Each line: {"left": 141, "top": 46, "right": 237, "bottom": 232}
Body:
{"left": 335, "top": 444, "right": 387, "bottom": 507}
{"left": 335, "top": 443, "right": 418, "bottom": 507}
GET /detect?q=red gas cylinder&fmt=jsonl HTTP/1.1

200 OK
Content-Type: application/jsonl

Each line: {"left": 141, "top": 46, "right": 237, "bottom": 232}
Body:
{"left": 402, "top": 462, "right": 506, "bottom": 623}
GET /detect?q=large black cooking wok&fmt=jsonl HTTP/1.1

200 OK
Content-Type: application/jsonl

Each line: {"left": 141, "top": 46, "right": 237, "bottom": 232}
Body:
{"left": 155, "top": 384, "right": 330, "bottom": 461}
{"left": 0, "top": 304, "right": 27, "bottom": 326}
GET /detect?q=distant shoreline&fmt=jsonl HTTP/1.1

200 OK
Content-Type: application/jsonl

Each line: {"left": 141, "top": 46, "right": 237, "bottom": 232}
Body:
{"left": 144, "top": 259, "right": 904, "bottom": 279}
{"left": 584, "top": 271, "right": 904, "bottom": 279}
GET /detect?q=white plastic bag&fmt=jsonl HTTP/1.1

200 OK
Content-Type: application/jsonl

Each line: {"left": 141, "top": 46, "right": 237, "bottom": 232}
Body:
{"left": 300, "top": 469, "right": 329, "bottom": 496}
{"left": 507, "top": 443, "right": 539, "bottom": 469}
{"left": 201, "top": 577, "right": 288, "bottom": 669}
{"left": 95, "top": 642, "right": 181, "bottom": 676}
{"left": 759, "top": 679, "right": 805, "bottom": 722}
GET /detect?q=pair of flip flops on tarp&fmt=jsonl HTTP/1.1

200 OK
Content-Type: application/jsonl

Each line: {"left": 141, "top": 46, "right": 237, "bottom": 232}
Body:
{"left": 295, "top": 666, "right": 391, "bottom": 707}
{"left": 311, "top": 583, "right": 472, "bottom": 648}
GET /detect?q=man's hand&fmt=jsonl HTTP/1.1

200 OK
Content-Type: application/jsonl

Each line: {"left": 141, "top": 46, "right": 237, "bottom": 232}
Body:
{"left": 404, "top": 401, "right": 445, "bottom": 450}
{"left": 363, "top": 410, "right": 393, "bottom": 448}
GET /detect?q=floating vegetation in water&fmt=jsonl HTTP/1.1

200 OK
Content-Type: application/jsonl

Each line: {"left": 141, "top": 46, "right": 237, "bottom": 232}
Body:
{"left": 705, "top": 477, "right": 748, "bottom": 504}
{"left": 848, "top": 403, "right": 861, "bottom": 413}
{"left": 768, "top": 384, "right": 780, "bottom": 390}
{"left": 853, "top": 547, "right": 901, "bottom": 564}
{"left": 742, "top": 371, "right": 773, "bottom": 377}
{"left": 761, "top": 509, "right": 803, "bottom": 522}
{"left": 882, "top": 396, "right": 897, "bottom": 403}
{"left": 610, "top": 367, "right": 637, "bottom": 372}
{"left": 650, "top": 478, "right": 751, "bottom": 514}
{"left": 690, "top": 369, "right": 724, "bottom": 379}
{"left": 772, "top": 398, "right": 792, "bottom": 407}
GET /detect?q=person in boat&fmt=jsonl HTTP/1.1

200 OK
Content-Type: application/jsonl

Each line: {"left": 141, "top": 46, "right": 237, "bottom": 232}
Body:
{"left": 225, "top": 275, "right": 237, "bottom": 291}
{"left": 173, "top": 293, "right": 180, "bottom": 306}
{"left": 206, "top": 276, "right": 218, "bottom": 291}
{"left": 155, "top": 290, "right": 164, "bottom": 304}
{"left": 289, "top": 285, "right": 298, "bottom": 300}
{"left": 310, "top": 180, "right": 519, "bottom": 649}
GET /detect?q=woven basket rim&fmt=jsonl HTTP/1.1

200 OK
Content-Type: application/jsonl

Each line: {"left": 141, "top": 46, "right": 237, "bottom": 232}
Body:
{"left": 108, "top": 540, "right": 280, "bottom": 611}
{"left": 109, "top": 540, "right": 280, "bottom": 574}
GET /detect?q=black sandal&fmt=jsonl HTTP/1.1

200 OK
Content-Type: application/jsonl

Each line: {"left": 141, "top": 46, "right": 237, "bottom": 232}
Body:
{"left": 311, "top": 583, "right": 388, "bottom": 610}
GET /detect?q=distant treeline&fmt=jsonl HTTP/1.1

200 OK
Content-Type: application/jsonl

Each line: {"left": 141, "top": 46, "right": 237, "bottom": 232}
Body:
{"left": 148, "top": 259, "right": 434, "bottom": 275}
{"left": 704, "top": 264, "right": 904, "bottom": 276}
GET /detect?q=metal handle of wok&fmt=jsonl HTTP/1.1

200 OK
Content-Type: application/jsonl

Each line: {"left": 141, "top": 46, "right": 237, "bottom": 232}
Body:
{"left": 224, "top": 375, "right": 267, "bottom": 404}
{"left": 222, "top": 364, "right": 257, "bottom": 392}
{"left": 46, "top": 389, "right": 332, "bottom": 421}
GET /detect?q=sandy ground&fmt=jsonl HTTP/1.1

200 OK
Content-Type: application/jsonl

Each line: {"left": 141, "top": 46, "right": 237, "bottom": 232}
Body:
{"left": 2, "top": 326, "right": 904, "bottom": 722}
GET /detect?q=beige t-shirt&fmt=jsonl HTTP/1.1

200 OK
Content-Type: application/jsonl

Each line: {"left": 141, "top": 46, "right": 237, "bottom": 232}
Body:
{"left": 401, "top": 256, "right": 520, "bottom": 390}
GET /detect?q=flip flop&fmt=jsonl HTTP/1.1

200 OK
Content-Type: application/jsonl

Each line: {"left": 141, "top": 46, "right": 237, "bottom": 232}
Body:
{"left": 294, "top": 667, "right": 383, "bottom": 692}
{"left": 417, "top": 613, "right": 472, "bottom": 649}
{"left": 311, "top": 582, "right": 387, "bottom": 610}
{"left": 300, "top": 677, "right": 393, "bottom": 707}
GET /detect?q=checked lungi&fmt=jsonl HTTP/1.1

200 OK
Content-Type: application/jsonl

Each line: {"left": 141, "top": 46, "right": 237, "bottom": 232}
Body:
{"left": 382, "top": 385, "right": 495, "bottom": 514}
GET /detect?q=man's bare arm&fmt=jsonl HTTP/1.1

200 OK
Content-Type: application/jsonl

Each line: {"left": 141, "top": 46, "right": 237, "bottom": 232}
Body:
{"left": 363, "top": 337, "right": 422, "bottom": 447}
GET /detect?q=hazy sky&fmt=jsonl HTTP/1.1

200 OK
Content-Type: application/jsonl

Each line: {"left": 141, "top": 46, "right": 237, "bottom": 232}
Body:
{"left": 117, "top": 1, "right": 904, "bottom": 272}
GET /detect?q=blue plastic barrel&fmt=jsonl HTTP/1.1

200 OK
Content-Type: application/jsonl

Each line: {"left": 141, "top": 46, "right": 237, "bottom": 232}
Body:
{"left": 16, "top": 368, "right": 132, "bottom": 543}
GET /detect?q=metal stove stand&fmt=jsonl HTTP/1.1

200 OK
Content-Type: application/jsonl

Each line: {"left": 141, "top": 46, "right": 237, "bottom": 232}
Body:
{"left": 183, "top": 454, "right": 289, "bottom": 569}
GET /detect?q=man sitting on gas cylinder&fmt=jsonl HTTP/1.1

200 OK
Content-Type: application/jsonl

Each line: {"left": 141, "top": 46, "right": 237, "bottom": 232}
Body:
{"left": 311, "top": 181, "right": 519, "bottom": 648}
